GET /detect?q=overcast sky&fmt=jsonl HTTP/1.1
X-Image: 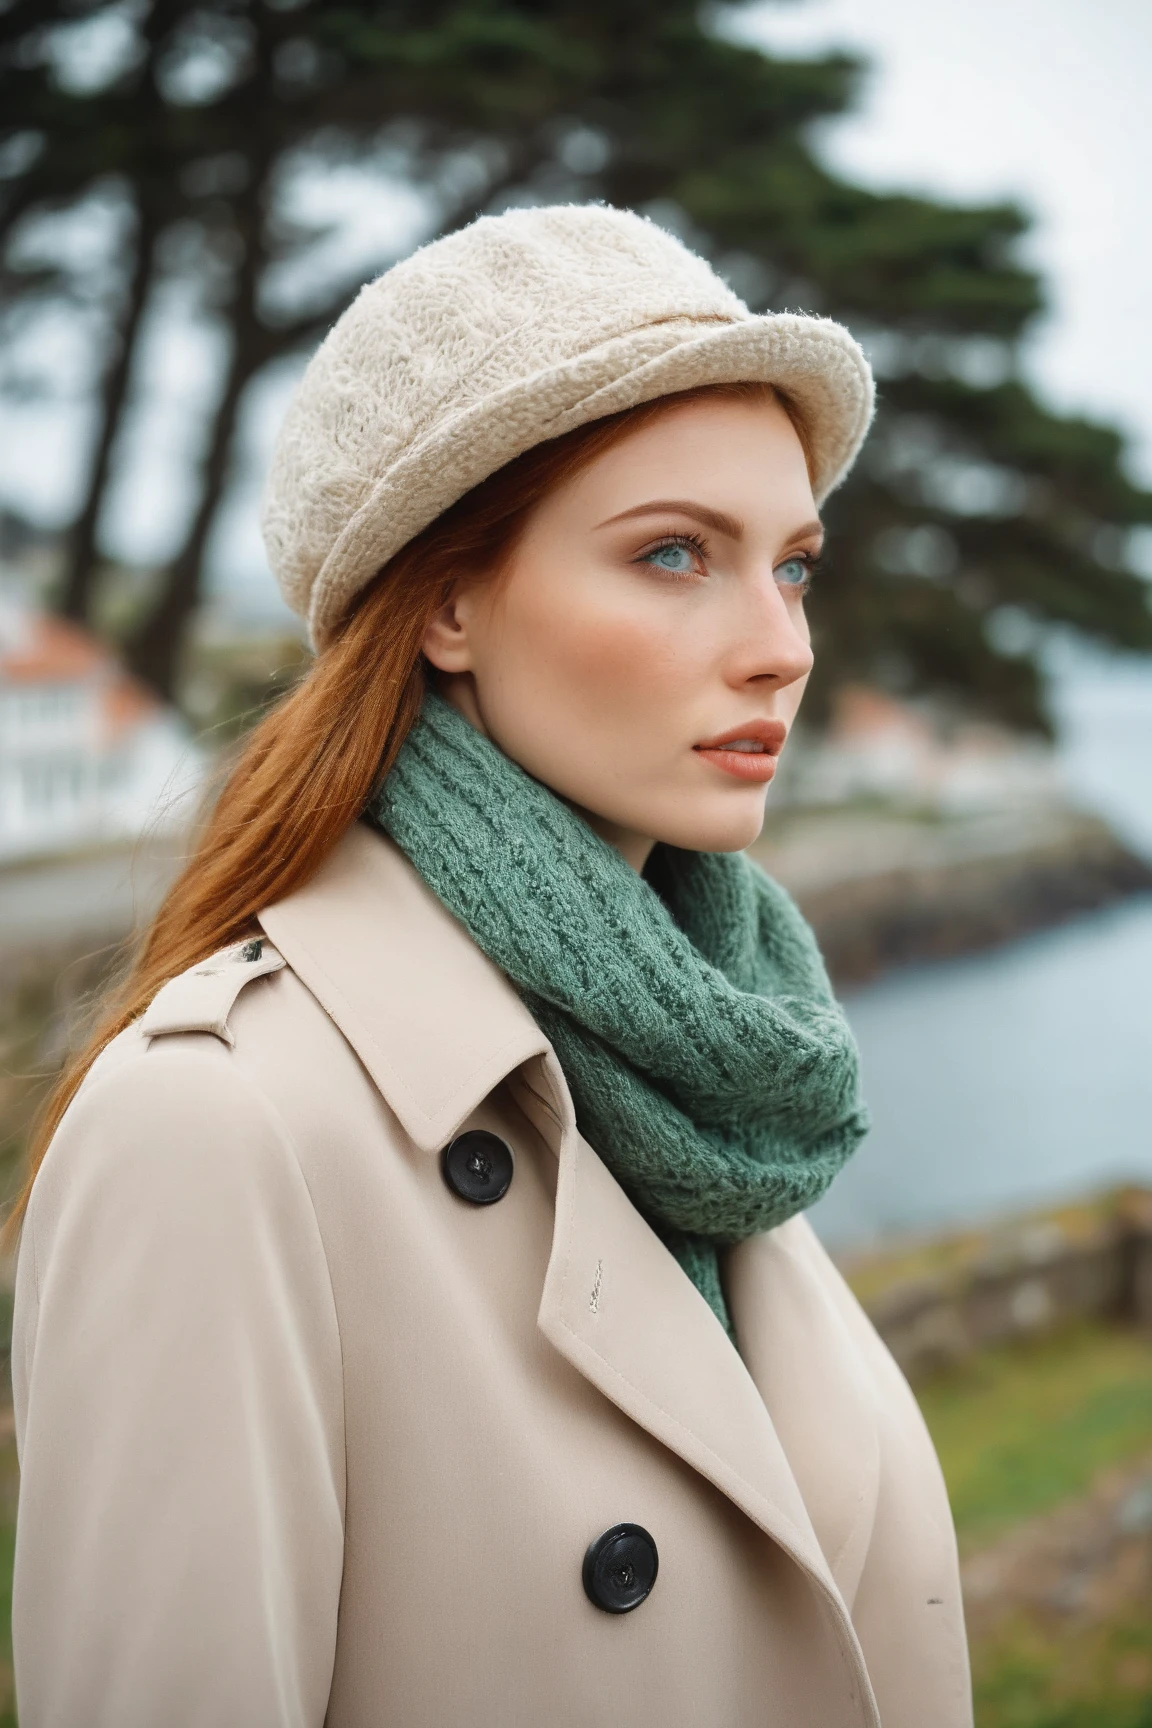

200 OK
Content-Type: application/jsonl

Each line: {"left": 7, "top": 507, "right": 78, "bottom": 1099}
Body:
{"left": 1, "top": 0, "right": 1148, "bottom": 618}
{"left": 737, "top": 0, "right": 1152, "bottom": 474}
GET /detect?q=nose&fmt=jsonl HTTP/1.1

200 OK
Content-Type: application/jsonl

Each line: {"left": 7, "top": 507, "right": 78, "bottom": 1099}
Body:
{"left": 724, "top": 570, "right": 815, "bottom": 693}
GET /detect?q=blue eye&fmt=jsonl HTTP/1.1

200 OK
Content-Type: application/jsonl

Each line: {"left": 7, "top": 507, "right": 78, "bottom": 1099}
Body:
{"left": 643, "top": 541, "right": 698, "bottom": 573}
{"left": 776, "top": 555, "right": 812, "bottom": 587}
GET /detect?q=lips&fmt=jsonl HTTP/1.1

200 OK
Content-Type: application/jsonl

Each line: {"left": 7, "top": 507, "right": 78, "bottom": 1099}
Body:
{"left": 693, "top": 718, "right": 787, "bottom": 783}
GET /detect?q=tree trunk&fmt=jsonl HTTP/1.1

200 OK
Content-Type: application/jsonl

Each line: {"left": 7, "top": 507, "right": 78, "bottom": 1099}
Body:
{"left": 123, "top": 320, "right": 264, "bottom": 699}
{"left": 125, "top": 133, "right": 273, "bottom": 700}
{"left": 121, "top": 0, "right": 290, "bottom": 705}
{"left": 58, "top": 195, "right": 162, "bottom": 623}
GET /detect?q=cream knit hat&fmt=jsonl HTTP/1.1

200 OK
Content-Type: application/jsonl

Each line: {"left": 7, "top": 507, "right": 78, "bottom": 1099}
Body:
{"left": 263, "top": 203, "right": 874, "bottom": 645}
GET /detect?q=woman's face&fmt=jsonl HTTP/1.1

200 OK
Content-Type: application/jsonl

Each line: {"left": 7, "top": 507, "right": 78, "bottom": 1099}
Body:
{"left": 422, "top": 393, "right": 820, "bottom": 869}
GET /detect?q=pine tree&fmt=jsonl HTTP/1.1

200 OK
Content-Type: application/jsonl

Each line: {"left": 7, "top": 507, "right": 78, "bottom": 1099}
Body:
{"left": 2, "top": 0, "right": 1149, "bottom": 713}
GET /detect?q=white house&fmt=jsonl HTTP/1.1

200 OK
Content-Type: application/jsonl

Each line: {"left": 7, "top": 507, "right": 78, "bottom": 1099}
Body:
{"left": 0, "top": 598, "right": 205, "bottom": 863}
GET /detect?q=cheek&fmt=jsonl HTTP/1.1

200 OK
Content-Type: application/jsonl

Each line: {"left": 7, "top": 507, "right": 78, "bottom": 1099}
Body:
{"left": 494, "top": 572, "right": 699, "bottom": 715}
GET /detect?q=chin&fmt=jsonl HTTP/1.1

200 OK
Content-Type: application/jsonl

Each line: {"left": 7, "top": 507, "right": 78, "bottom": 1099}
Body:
{"left": 649, "top": 792, "right": 769, "bottom": 856}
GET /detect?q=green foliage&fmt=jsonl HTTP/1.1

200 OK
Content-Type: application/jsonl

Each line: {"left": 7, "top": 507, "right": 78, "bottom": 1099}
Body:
{"left": 918, "top": 1322, "right": 1152, "bottom": 1726}
{"left": 974, "top": 1611, "right": 1152, "bottom": 1728}
{"left": 919, "top": 1323, "right": 1152, "bottom": 1553}
{"left": 1, "top": 0, "right": 1150, "bottom": 717}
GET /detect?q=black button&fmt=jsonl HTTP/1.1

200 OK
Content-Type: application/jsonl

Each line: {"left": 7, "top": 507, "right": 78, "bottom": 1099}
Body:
{"left": 441, "top": 1131, "right": 514, "bottom": 1205}
{"left": 582, "top": 1524, "right": 659, "bottom": 1614}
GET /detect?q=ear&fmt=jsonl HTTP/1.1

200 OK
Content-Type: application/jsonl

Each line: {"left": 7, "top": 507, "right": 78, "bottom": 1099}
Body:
{"left": 421, "top": 591, "right": 474, "bottom": 674}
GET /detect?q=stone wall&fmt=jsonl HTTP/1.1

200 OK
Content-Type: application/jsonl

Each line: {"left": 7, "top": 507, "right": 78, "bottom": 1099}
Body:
{"left": 841, "top": 1189, "right": 1152, "bottom": 1383}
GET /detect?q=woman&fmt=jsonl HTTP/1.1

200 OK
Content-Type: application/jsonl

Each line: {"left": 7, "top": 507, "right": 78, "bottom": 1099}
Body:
{"left": 11, "top": 205, "right": 971, "bottom": 1727}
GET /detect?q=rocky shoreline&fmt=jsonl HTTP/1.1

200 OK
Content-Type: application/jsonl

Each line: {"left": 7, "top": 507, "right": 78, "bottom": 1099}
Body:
{"left": 834, "top": 1185, "right": 1152, "bottom": 1384}
{"left": 750, "top": 802, "right": 1152, "bottom": 988}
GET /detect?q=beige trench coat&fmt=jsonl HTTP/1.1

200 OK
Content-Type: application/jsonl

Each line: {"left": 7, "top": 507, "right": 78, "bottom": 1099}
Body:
{"left": 12, "top": 824, "right": 972, "bottom": 1728}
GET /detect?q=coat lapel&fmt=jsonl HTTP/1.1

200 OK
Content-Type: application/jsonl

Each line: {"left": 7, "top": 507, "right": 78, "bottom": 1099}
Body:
{"left": 523, "top": 1051, "right": 858, "bottom": 1578}
{"left": 523, "top": 1060, "right": 877, "bottom": 1719}
{"left": 259, "top": 824, "right": 550, "bottom": 1153}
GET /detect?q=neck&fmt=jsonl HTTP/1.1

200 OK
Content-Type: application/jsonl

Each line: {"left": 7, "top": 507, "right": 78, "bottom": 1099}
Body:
{"left": 436, "top": 675, "right": 656, "bottom": 874}
{"left": 575, "top": 810, "right": 655, "bottom": 874}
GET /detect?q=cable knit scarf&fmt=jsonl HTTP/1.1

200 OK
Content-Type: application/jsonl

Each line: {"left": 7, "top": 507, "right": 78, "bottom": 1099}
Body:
{"left": 368, "top": 692, "right": 869, "bottom": 1337}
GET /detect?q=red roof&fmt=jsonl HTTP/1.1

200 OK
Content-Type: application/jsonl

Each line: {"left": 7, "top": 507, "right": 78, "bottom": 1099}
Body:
{"left": 0, "top": 608, "right": 162, "bottom": 739}
{"left": 828, "top": 684, "right": 933, "bottom": 745}
{"left": 0, "top": 612, "right": 108, "bottom": 684}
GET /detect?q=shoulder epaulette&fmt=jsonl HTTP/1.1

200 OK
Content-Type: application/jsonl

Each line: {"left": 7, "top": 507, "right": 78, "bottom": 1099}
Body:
{"left": 139, "top": 937, "right": 286, "bottom": 1048}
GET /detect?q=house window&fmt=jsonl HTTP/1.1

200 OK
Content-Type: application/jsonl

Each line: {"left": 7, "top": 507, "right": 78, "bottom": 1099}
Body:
{"left": 21, "top": 756, "right": 87, "bottom": 812}
{"left": 16, "top": 686, "right": 82, "bottom": 726}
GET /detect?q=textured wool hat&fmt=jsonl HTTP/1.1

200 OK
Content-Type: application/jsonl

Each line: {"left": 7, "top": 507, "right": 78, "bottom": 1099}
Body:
{"left": 263, "top": 203, "right": 874, "bottom": 645}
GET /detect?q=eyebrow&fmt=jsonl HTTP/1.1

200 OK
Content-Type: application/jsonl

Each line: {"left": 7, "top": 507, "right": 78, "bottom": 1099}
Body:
{"left": 594, "top": 498, "right": 824, "bottom": 543}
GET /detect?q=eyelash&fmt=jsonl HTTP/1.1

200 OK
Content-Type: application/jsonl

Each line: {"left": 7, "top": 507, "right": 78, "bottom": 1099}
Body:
{"left": 636, "top": 533, "right": 822, "bottom": 590}
{"left": 640, "top": 531, "right": 709, "bottom": 572}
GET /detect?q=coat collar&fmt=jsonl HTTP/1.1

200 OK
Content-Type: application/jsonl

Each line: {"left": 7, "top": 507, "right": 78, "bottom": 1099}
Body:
{"left": 261, "top": 822, "right": 878, "bottom": 1721}
{"left": 259, "top": 822, "right": 550, "bottom": 1153}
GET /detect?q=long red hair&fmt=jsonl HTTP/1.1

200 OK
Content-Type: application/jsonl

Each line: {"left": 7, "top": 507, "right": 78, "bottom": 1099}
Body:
{"left": 8, "top": 382, "right": 810, "bottom": 1238}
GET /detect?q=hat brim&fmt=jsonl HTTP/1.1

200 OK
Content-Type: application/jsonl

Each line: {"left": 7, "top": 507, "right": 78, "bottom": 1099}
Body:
{"left": 308, "top": 311, "right": 873, "bottom": 646}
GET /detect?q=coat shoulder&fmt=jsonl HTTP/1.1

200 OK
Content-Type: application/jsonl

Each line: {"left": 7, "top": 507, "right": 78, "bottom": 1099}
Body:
{"left": 60, "top": 928, "right": 406, "bottom": 1208}
{"left": 39, "top": 936, "right": 360, "bottom": 1226}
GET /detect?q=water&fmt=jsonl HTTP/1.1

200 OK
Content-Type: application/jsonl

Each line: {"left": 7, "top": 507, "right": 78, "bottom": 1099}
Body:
{"left": 811, "top": 895, "right": 1152, "bottom": 1246}
{"left": 810, "top": 652, "right": 1152, "bottom": 1249}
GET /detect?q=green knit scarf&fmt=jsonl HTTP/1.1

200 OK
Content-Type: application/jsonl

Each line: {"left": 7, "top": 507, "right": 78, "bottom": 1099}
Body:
{"left": 368, "top": 692, "right": 868, "bottom": 1335}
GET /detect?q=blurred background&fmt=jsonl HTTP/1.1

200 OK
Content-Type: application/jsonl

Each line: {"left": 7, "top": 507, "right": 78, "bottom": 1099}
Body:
{"left": 1, "top": 1, "right": 1151, "bottom": 1721}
